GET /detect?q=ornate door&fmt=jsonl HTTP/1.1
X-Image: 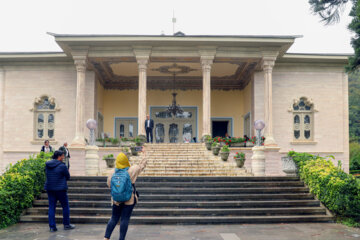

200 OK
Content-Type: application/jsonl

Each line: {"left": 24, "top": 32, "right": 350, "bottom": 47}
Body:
{"left": 151, "top": 107, "right": 197, "bottom": 143}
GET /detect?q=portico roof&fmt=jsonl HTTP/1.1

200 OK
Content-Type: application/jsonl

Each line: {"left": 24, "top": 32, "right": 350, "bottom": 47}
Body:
{"left": 0, "top": 34, "right": 350, "bottom": 90}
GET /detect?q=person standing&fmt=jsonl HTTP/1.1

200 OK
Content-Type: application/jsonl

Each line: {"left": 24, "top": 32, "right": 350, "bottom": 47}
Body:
{"left": 144, "top": 115, "right": 154, "bottom": 143}
{"left": 41, "top": 140, "right": 53, "bottom": 153}
{"left": 104, "top": 148, "right": 147, "bottom": 240}
{"left": 44, "top": 150, "right": 75, "bottom": 232}
{"left": 59, "top": 142, "right": 71, "bottom": 169}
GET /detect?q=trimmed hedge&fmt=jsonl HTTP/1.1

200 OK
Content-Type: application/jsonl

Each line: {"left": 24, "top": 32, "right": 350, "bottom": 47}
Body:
{"left": 0, "top": 152, "right": 52, "bottom": 229}
{"left": 288, "top": 151, "right": 360, "bottom": 221}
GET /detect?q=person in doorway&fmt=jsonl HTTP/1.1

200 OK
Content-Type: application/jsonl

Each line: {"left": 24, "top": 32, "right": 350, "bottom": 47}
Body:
{"left": 144, "top": 115, "right": 154, "bottom": 143}
{"left": 225, "top": 133, "right": 231, "bottom": 139}
{"left": 104, "top": 147, "right": 148, "bottom": 240}
{"left": 59, "top": 142, "right": 71, "bottom": 169}
{"left": 41, "top": 140, "right": 53, "bottom": 153}
{"left": 44, "top": 150, "right": 75, "bottom": 232}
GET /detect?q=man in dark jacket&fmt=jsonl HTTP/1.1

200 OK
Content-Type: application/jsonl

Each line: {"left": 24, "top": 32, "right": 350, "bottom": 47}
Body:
{"left": 44, "top": 150, "right": 75, "bottom": 232}
{"left": 144, "top": 115, "right": 154, "bottom": 143}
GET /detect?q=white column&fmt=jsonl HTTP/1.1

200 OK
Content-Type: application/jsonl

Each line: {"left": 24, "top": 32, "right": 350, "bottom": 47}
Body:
{"left": 71, "top": 58, "right": 87, "bottom": 147}
{"left": 201, "top": 56, "right": 213, "bottom": 137}
{"left": 0, "top": 67, "right": 5, "bottom": 171}
{"left": 136, "top": 57, "right": 148, "bottom": 136}
{"left": 262, "top": 58, "right": 276, "bottom": 146}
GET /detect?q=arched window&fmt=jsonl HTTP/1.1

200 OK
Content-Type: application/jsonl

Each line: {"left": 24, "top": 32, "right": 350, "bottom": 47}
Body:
{"left": 292, "top": 97, "right": 314, "bottom": 142}
{"left": 33, "top": 96, "right": 57, "bottom": 141}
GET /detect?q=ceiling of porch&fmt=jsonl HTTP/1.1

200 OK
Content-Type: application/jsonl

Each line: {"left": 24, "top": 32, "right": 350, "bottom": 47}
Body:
{"left": 89, "top": 56, "right": 260, "bottom": 90}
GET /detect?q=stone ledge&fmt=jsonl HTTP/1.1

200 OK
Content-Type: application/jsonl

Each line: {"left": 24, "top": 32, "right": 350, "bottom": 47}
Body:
{"left": 290, "top": 141, "right": 317, "bottom": 145}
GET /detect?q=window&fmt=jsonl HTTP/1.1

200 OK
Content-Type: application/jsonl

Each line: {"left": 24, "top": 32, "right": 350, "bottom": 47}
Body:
{"left": 292, "top": 97, "right": 314, "bottom": 142}
{"left": 33, "top": 96, "right": 57, "bottom": 141}
{"left": 115, "top": 118, "right": 138, "bottom": 139}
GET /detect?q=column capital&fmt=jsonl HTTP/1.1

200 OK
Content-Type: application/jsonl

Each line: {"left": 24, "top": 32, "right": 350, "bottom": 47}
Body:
{"left": 200, "top": 56, "right": 214, "bottom": 71}
{"left": 74, "top": 58, "right": 87, "bottom": 73}
{"left": 136, "top": 57, "right": 149, "bottom": 71}
{"left": 261, "top": 58, "right": 275, "bottom": 72}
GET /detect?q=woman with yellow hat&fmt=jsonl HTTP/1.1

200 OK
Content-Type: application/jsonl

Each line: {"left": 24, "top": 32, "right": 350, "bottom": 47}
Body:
{"left": 104, "top": 147, "right": 147, "bottom": 240}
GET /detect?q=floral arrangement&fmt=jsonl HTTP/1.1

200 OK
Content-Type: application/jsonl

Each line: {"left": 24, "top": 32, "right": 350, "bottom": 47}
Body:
{"left": 234, "top": 152, "right": 245, "bottom": 159}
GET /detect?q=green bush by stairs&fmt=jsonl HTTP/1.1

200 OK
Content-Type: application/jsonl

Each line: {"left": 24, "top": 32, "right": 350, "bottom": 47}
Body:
{"left": 288, "top": 151, "right": 360, "bottom": 226}
{"left": 0, "top": 152, "right": 52, "bottom": 229}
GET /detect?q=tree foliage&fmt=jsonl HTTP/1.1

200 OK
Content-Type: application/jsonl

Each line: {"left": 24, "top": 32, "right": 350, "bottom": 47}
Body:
{"left": 309, "top": 0, "right": 351, "bottom": 24}
{"left": 309, "top": 0, "right": 360, "bottom": 71}
{"left": 349, "top": 72, "right": 360, "bottom": 142}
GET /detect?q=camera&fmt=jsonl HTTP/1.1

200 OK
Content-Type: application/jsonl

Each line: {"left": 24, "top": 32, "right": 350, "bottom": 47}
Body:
{"left": 134, "top": 146, "right": 143, "bottom": 152}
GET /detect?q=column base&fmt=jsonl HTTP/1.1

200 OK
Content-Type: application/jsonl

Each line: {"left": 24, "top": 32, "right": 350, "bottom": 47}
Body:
{"left": 71, "top": 136, "right": 86, "bottom": 147}
{"left": 264, "top": 136, "right": 277, "bottom": 147}
{"left": 85, "top": 145, "right": 99, "bottom": 176}
{"left": 251, "top": 146, "right": 266, "bottom": 176}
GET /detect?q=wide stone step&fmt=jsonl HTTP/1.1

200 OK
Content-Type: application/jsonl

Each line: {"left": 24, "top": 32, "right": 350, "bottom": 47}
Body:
{"left": 40, "top": 193, "right": 314, "bottom": 201}
{"left": 26, "top": 207, "right": 326, "bottom": 216}
{"left": 20, "top": 214, "right": 333, "bottom": 224}
{"left": 32, "top": 199, "right": 321, "bottom": 208}
{"left": 69, "top": 176, "right": 300, "bottom": 182}
{"left": 67, "top": 181, "right": 304, "bottom": 188}
{"left": 67, "top": 187, "right": 310, "bottom": 194}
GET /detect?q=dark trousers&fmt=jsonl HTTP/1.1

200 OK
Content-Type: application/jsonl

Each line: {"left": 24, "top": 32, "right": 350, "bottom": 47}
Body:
{"left": 104, "top": 202, "right": 136, "bottom": 240}
{"left": 47, "top": 190, "right": 70, "bottom": 229}
{"left": 146, "top": 127, "right": 153, "bottom": 143}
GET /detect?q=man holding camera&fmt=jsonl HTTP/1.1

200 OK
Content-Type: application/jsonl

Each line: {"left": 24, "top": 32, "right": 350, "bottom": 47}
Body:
{"left": 44, "top": 150, "right": 75, "bottom": 232}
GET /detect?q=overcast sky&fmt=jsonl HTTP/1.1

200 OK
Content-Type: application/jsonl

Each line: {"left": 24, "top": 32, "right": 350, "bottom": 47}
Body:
{"left": 0, "top": 0, "right": 353, "bottom": 54}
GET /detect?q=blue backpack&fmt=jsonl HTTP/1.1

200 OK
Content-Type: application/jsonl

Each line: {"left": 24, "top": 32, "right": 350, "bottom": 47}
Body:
{"left": 110, "top": 168, "right": 133, "bottom": 202}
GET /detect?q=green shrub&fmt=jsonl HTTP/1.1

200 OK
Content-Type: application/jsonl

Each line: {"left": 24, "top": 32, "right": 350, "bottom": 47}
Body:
{"left": 289, "top": 151, "right": 360, "bottom": 222}
{"left": 0, "top": 152, "right": 52, "bottom": 229}
{"left": 221, "top": 145, "right": 230, "bottom": 152}
{"left": 350, "top": 142, "right": 360, "bottom": 171}
{"left": 102, "top": 154, "right": 114, "bottom": 160}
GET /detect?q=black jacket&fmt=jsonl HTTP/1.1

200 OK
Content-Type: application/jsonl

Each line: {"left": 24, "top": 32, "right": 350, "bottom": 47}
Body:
{"left": 144, "top": 119, "right": 154, "bottom": 129}
{"left": 44, "top": 159, "right": 70, "bottom": 191}
{"left": 41, "top": 145, "right": 53, "bottom": 153}
{"left": 59, "top": 146, "right": 71, "bottom": 158}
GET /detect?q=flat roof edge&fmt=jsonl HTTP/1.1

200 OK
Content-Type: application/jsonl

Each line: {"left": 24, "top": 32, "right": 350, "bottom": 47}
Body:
{"left": 48, "top": 32, "right": 302, "bottom": 39}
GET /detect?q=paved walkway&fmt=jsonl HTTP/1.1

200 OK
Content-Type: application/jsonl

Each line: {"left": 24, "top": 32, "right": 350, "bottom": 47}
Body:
{"left": 0, "top": 223, "right": 360, "bottom": 240}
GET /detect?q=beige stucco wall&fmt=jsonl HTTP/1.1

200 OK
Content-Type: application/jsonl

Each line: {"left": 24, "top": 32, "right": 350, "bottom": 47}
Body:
{"left": 0, "top": 65, "right": 96, "bottom": 170}
{"left": 253, "top": 64, "right": 349, "bottom": 171}
{"left": 102, "top": 89, "right": 250, "bottom": 138}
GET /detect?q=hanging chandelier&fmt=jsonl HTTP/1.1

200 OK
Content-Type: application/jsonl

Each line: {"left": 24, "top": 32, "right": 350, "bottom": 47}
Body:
{"left": 166, "top": 72, "right": 184, "bottom": 117}
{"left": 151, "top": 63, "right": 197, "bottom": 117}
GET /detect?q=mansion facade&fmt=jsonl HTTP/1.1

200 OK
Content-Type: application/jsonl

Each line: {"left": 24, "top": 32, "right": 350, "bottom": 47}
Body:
{"left": 0, "top": 33, "right": 350, "bottom": 174}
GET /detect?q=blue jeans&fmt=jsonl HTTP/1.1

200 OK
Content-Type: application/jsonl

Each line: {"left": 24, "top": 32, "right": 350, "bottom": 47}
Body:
{"left": 47, "top": 190, "right": 70, "bottom": 229}
{"left": 104, "top": 202, "right": 136, "bottom": 240}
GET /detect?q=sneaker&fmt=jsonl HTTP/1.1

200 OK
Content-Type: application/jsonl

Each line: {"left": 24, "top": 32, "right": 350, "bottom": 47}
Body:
{"left": 64, "top": 224, "right": 75, "bottom": 230}
{"left": 50, "top": 228, "right": 57, "bottom": 232}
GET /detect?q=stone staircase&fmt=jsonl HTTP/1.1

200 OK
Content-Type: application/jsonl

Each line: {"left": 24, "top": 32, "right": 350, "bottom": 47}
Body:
{"left": 20, "top": 143, "right": 333, "bottom": 224}
{"left": 131, "top": 143, "right": 250, "bottom": 176}
{"left": 21, "top": 176, "right": 333, "bottom": 224}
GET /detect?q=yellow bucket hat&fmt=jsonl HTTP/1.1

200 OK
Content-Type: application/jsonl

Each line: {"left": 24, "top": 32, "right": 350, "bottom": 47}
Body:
{"left": 115, "top": 152, "right": 130, "bottom": 169}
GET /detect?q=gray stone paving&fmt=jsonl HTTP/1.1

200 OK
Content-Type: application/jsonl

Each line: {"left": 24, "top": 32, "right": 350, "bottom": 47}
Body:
{"left": 0, "top": 223, "right": 360, "bottom": 240}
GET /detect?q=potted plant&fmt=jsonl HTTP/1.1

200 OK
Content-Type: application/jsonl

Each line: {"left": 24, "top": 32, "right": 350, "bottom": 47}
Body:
{"left": 111, "top": 138, "right": 120, "bottom": 147}
{"left": 220, "top": 145, "right": 230, "bottom": 161}
{"left": 211, "top": 142, "right": 220, "bottom": 156}
{"left": 134, "top": 137, "right": 142, "bottom": 146}
{"left": 205, "top": 136, "right": 212, "bottom": 150}
{"left": 122, "top": 147, "right": 131, "bottom": 159}
{"left": 130, "top": 143, "right": 138, "bottom": 156}
{"left": 103, "top": 154, "right": 115, "bottom": 168}
{"left": 281, "top": 151, "right": 298, "bottom": 176}
{"left": 234, "top": 152, "right": 246, "bottom": 168}
{"left": 230, "top": 137, "right": 246, "bottom": 147}
{"left": 95, "top": 138, "right": 106, "bottom": 147}
{"left": 137, "top": 135, "right": 147, "bottom": 144}
{"left": 201, "top": 134, "right": 211, "bottom": 143}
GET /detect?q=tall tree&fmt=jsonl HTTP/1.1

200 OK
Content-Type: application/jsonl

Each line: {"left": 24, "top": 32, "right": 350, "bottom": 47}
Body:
{"left": 309, "top": 0, "right": 360, "bottom": 71}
